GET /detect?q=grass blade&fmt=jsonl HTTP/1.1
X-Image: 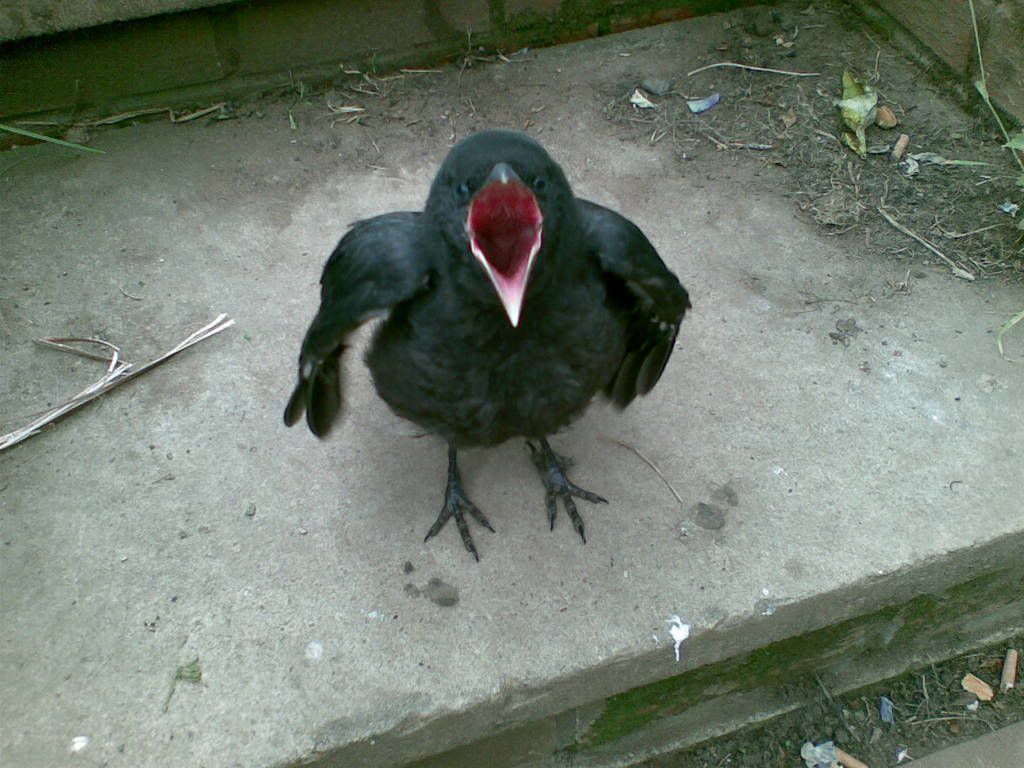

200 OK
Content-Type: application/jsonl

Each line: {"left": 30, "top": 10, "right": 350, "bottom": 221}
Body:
{"left": 0, "top": 122, "right": 105, "bottom": 154}
{"left": 996, "top": 309, "right": 1024, "bottom": 360}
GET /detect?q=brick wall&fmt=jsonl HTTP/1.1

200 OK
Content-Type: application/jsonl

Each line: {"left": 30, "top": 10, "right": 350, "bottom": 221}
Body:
{"left": 871, "top": 0, "right": 1023, "bottom": 123}
{"left": 0, "top": 0, "right": 724, "bottom": 121}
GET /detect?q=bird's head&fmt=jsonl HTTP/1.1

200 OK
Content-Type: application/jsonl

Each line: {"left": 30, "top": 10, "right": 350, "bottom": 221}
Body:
{"left": 428, "top": 130, "right": 572, "bottom": 327}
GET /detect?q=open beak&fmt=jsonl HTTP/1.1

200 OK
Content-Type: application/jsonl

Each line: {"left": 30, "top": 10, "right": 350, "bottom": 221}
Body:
{"left": 466, "top": 163, "right": 543, "bottom": 327}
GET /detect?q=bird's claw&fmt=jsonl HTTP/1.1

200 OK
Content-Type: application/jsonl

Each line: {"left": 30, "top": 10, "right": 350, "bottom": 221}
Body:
{"left": 528, "top": 439, "right": 607, "bottom": 544}
{"left": 425, "top": 473, "right": 493, "bottom": 561}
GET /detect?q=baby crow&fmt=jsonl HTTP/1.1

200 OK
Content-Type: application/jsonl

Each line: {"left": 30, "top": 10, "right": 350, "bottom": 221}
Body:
{"left": 285, "top": 130, "right": 690, "bottom": 560}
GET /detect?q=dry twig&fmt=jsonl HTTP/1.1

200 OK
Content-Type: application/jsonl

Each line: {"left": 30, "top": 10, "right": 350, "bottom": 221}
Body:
{"left": 0, "top": 314, "right": 234, "bottom": 452}
{"left": 170, "top": 103, "right": 226, "bottom": 123}
{"left": 600, "top": 435, "right": 684, "bottom": 505}
{"left": 877, "top": 207, "right": 975, "bottom": 281}
{"left": 937, "top": 223, "right": 1001, "bottom": 239}
{"left": 687, "top": 62, "right": 820, "bottom": 78}
{"left": 118, "top": 285, "right": 144, "bottom": 301}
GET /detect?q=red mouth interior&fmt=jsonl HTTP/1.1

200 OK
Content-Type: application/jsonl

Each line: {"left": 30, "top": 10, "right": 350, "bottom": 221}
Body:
{"left": 467, "top": 180, "right": 542, "bottom": 277}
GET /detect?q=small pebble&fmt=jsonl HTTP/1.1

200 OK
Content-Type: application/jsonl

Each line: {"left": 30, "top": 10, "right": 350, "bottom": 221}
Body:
{"left": 245, "top": 503, "right": 256, "bottom": 518}
{"left": 305, "top": 640, "right": 323, "bottom": 661}
{"left": 641, "top": 77, "right": 673, "bottom": 96}
{"left": 875, "top": 104, "right": 898, "bottom": 129}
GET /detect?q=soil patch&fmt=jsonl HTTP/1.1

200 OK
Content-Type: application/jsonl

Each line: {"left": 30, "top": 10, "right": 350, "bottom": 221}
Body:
{"left": 605, "top": 3, "right": 1023, "bottom": 278}
{"left": 644, "top": 634, "right": 1022, "bottom": 767}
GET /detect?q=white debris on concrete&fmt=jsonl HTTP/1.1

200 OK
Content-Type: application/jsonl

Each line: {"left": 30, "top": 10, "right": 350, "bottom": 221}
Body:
{"left": 305, "top": 640, "right": 324, "bottom": 661}
{"left": 666, "top": 615, "right": 691, "bottom": 662}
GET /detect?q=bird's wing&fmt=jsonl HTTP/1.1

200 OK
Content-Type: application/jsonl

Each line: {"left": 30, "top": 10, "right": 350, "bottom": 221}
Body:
{"left": 284, "top": 212, "right": 432, "bottom": 436}
{"left": 577, "top": 199, "right": 691, "bottom": 408}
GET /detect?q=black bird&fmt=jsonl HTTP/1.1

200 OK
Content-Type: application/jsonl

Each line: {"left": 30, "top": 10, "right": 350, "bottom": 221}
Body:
{"left": 285, "top": 130, "right": 690, "bottom": 560}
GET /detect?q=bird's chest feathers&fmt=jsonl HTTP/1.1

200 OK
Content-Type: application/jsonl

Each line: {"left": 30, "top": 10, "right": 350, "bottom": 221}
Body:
{"left": 367, "top": 267, "right": 621, "bottom": 438}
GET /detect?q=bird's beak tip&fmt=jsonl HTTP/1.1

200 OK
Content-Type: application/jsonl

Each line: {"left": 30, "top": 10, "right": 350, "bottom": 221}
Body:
{"left": 504, "top": 300, "right": 523, "bottom": 328}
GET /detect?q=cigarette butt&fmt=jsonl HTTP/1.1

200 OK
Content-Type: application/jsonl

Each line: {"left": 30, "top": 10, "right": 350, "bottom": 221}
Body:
{"left": 837, "top": 747, "right": 870, "bottom": 768}
{"left": 1001, "top": 649, "right": 1019, "bottom": 691}
{"left": 890, "top": 133, "right": 910, "bottom": 162}
{"left": 961, "top": 672, "right": 994, "bottom": 701}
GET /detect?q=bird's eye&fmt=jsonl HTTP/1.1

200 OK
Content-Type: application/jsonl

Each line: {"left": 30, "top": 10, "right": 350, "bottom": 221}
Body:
{"left": 533, "top": 176, "right": 548, "bottom": 193}
{"left": 455, "top": 183, "right": 470, "bottom": 202}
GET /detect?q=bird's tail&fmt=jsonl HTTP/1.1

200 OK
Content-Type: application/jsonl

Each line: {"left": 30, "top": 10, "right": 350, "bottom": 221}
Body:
{"left": 283, "top": 349, "right": 344, "bottom": 437}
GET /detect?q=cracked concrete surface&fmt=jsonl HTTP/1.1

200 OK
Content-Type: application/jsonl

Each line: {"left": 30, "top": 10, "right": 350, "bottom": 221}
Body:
{"left": 2, "top": 18, "right": 1023, "bottom": 768}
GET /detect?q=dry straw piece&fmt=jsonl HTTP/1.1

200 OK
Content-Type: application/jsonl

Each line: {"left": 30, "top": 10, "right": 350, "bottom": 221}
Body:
{"left": 0, "top": 314, "right": 234, "bottom": 452}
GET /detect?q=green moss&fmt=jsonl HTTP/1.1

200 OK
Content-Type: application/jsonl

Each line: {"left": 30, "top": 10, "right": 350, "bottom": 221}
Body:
{"left": 572, "top": 569, "right": 1019, "bottom": 750}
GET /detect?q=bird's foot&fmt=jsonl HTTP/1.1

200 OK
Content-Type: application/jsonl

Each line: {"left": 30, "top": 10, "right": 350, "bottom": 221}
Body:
{"left": 528, "top": 438, "right": 607, "bottom": 544}
{"left": 424, "top": 447, "right": 494, "bottom": 561}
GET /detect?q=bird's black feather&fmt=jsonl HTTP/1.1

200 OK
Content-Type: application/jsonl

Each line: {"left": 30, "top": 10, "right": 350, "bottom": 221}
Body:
{"left": 285, "top": 130, "right": 692, "bottom": 556}
{"left": 576, "top": 199, "right": 690, "bottom": 408}
{"left": 283, "top": 212, "right": 433, "bottom": 437}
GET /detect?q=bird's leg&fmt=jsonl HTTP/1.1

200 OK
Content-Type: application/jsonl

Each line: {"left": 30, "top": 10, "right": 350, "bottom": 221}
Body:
{"left": 424, "top": 444, "right": 495, "bottom": 561}
{"left": 527, "top": 438, "right": 607, "bottom": 544}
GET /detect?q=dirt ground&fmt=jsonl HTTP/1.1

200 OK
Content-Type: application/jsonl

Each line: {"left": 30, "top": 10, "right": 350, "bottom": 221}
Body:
{"left": 601, "top": 3, "right": 1024, "bottom": 279}
{"left": 644, "top": 634, "right": 1022, "bottom": 767}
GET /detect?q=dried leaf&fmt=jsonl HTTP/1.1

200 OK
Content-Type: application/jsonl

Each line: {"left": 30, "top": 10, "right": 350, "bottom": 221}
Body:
{"left": 875, "top": 105, "right": 898, "bottom": 129}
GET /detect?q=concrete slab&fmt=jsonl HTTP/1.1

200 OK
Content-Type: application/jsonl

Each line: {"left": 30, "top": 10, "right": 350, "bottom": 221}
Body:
{"left": 910, "top": 721, "right": 1024, "bottom": 768}
{"left": 2, "top": 17, "right": 1023, "bottom": 768}
{"left": 0, "top": 0, "right": 230, "bottom": 42}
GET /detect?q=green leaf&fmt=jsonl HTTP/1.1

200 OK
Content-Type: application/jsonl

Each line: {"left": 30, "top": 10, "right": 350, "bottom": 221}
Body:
{"left": 842, "top": 130, "right": 867, "bottom": 159}
{"left": 173, "top": 658, "right": 202, "bottom": 683}
{"left": 997, "top": 309, "right": 1024, "bottom": 359}
{"left": 163, "top": 657, "right": 202, "bottom": 712}
{"left": 834, "top": 71, "right": 876, "bottom": 159}
{"left": 1005, "top": 132, "right": 1024, "bottom": 151}
{"left": 842, "top": 69, "right": 866, "bottom": 99}
{"left": 974, "top": 79, "right": 989, "bottom": 101}
{"left": 0, "top": 122, "right": 105, "bottom": 154}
